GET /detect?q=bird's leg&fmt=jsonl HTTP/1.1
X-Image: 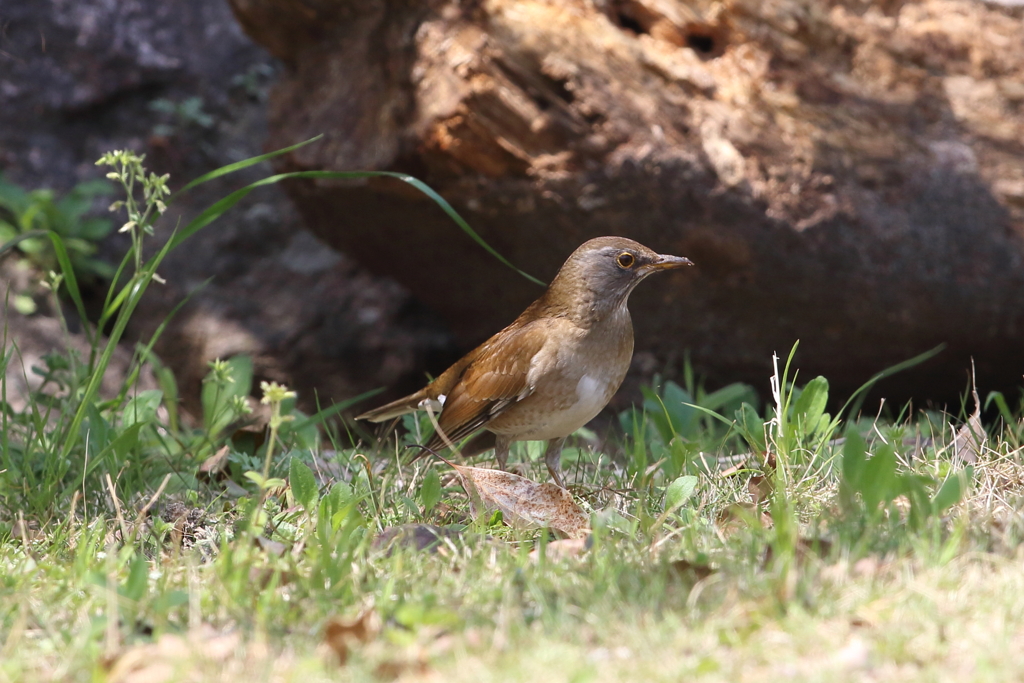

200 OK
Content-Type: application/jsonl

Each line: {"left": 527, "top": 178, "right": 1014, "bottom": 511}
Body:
{"left": 543, "top": 437, "right": 567, "bottom": 489}
{"left": 494, "top": 435, "right": 511, "bottom": 471}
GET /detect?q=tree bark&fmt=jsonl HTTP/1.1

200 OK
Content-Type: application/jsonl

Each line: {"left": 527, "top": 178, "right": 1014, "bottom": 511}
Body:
{"left": 229, "top": 0, "right": 1024, "bottom": 402}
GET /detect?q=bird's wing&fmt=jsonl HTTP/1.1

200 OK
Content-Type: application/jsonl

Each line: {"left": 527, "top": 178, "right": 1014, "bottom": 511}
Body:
{"left": 425, "top": 321, "right": 550, "bottom": 449}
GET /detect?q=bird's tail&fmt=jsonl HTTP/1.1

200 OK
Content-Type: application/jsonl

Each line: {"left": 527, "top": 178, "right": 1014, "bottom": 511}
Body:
{"left": 356, "top": 389, "right": 433, "bottom": 422}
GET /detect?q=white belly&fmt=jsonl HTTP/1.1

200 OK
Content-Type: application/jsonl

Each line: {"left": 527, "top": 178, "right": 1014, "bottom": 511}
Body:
{"left": 516, "top": 372, "right": 617, "bottom": 441}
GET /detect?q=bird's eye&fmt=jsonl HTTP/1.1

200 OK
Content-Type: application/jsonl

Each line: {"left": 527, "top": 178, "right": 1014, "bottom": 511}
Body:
{"left": 616, "top": 252, "right": 635, "bottom": 269}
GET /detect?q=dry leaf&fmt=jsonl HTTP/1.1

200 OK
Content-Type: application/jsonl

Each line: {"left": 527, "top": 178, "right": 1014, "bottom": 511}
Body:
{"left": 374, "top": 655, "right": 432, "bottom": 681}
{"left": 107, "top": 625, "right": 241, "bottom": 683}
{"left": 952, "top": 384, "right": 985, "bottom": 464}
{"left": 254, "top": 535, "right": 287, "bottom": 556}
{"left": 248, "top": 565, "right": 294, "bottom": 589}
{"left": 747, "top": 474, "right": 772, "bottom": 506}
{"left": 668, "top": 558, "right": 715, "bottom": 580}
{"left": 529, "top": 537, "right": 589, "bottom": 562}
{"left": 448, "top": 464, "right": 590, "bottom": 539}
{"left": 11, "top": 517, "right": 42, "bottom": 543}
{"left": 323, "top": 609, "right": 380, "bottom": 665}
{"left": 198, "top": 445, "right": 230, "bottom": 475}
{"left": 763, "top": 536, "right": 834, "bottom": 566}
{"left": 373, "top": 524, "right": 465, "bottom": 554}
{"left": 717, "top": 503, "right": 770, "bottom": 536}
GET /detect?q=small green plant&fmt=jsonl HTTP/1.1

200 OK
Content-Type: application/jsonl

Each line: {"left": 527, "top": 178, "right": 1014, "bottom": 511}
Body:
{"left": 0, "top": 151, "right": 185, "bottom": 514}
{"left": 231, "top": 63, "right": 276, "bottom": 101}
{"left": 0, "top": 174, "right": 115, "bottom": 313}
{"left": 3, "top": 134, "right": 504, "bottom": 518}
{"left": 619, "top": 369, "right": 757, "bottom": 481}
{"left": 642, "top": 377, "right": 758, "bottom": 445}
{"left": 986, "top": 388, "right": 1024, "bottom": 449}
{"left": 97, "top": 150, "right": 171, "bottom": 275}
{"left": 838, "top": 428, "right": 971, "bottom": 541}
{"left": 200, "top": 356, "right": 255, "bottom": 452}
{"left": 149, "top": 96, "right": 215, "bottom": 137}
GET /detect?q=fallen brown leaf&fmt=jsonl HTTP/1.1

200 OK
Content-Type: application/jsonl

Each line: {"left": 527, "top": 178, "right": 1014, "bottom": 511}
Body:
{"left": 668, "top": 558, "right": 716, "bottom": 580}
{"left": 248, "top": 565, "right": 294, "bottom": 589}
{"left": 717, "top": 503, "right": 771, "bottom": 536}
{"left": 373, "top": 524, "right": 465, "bottom": 555}
{"left": 10, "top": 516, "right": 42, "bottom": 543}
{"left": 747, "top": 474, "right": 773, "bottom": 506}
{"left": 198, "top": 445, "right": 231, "bottom": 475}
{"left": 106, "top": 625, "right": 241, "bottom": 683}
{"left": 374, "top": 655, "right": 431, "bottom": 681}
{"left": 952, "top": 384, "right": 985, "bottom": 465}
{"left": 447, "top": 463, "right": 590, "bottom": 539}
{"left": 529, "top": 537, "right": 590, "bottom": 562}
{"left": 323, "top": 609, "right": 380, "bottom": 665}
{"left": 763, "top": 536, "right": 835, "bottom": 567}
{"left": 253, "top": 535, "right": 287, "bottom": 557}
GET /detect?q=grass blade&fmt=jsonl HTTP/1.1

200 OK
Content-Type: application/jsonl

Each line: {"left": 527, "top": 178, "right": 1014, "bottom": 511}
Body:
{"left": 174, "top": 135, "right": 324, "bottom": 195}
{"left": 45, "top": 232, "right": 93, "bottom": 348}
{"left": 0, "top": 230, "right": 49, "bottom": 259}
{"left": 115, "top": 277, "right": 212, "bottom": 405}
{"left": 839, "top": 344, "right": 946, "bottom": 420}
{"left": 288, "top": 387, "right": 385, "bottom": 434}
{"left": 159, "top": 170, "right": 545, "bottom": 287}
{"left": 59, "top": 232, "right": 178, "bottom": 465}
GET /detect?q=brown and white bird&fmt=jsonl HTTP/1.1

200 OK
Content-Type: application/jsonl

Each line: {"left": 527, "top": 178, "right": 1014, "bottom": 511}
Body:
{"left": 357, "top": 236, "right": 693, "bottom": 487}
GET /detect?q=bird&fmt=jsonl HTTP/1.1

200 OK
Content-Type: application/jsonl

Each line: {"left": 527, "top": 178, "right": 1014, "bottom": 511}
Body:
{"left": 356, "top": 236, "right": 694, "bottom": 488}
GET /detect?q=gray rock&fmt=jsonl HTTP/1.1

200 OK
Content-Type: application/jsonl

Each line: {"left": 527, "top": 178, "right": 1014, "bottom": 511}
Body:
{"left": 0, "top": 0, "right": 457, "bottom": 417}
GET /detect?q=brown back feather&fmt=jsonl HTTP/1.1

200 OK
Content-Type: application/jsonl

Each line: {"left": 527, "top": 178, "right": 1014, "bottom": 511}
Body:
{"left": 424, "top": 320, "right": 549, "bottom": 450}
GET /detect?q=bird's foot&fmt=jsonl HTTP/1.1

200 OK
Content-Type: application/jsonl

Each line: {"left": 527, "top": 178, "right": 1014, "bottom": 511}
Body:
{"left": 543, "top": 438, "right": 568, "bottom": 489}
{"left": 546, "top": 464, "right": 566, "bottom": 490}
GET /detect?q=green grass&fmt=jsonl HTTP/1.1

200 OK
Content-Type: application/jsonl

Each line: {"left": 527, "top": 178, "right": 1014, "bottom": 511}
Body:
{"left": 2, "top": 148, "right": 1024, "bottom": 682}
{"left": 2, "top": 415, "right": 1024, "bottom": 682}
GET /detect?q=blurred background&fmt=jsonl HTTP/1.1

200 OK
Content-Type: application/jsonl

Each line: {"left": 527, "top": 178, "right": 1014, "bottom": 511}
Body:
{"left": 2, "top": 0, "right": 1023, "bottom": 423}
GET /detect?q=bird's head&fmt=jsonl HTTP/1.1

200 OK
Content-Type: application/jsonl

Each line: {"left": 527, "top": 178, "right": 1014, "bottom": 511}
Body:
{"left": 545, "top": 236, "right": 694, "bottom": 321}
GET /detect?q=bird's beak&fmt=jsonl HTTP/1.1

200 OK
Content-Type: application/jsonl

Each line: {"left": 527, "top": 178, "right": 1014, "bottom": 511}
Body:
{"left": 643, "top": 254, "right": 694, "bottom": 273}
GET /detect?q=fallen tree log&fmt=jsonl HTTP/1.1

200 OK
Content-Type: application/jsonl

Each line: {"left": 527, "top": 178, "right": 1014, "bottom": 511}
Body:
{"left": 230, "top": 0, "right": 1024, "bottom": 403}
